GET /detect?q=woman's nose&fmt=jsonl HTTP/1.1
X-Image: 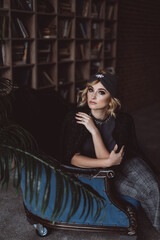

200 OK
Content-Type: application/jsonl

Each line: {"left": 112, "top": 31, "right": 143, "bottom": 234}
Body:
{"left": 91, "top": 92, "right": 96, "bottom": 99}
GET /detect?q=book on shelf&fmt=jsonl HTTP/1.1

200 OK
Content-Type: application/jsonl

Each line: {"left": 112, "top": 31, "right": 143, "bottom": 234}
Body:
{"left": 38, "top": 49, "right": 51, "bottom": 53}
{"left": 79, "top": 22, "right": 87, "bottom": 38}
{"left": 80, "top": 44, "right": 85, "bottom": 59}
{"left": 38, "top": 24, "right": 56, "bottom": 39}
{"left": 58, "top": 19, "right": 72, "bottom": 38}
{"left": 0, "top": 50, "right": 3, "bottom": 67}
{"left": 77, "top": 0, "right": 89, "bottom": 17}
{"left": 26, "top": 0, "right": 33, "bottom": 10}
{"left": 91, "top": 2, "right": 98, "bottom": 18}
{"left": 91, "top": 0, "right": 103, "bottom": 18}
{"left": 0, "top": 42, "right": 5, "bottom": 66}
{"left": 0, "top": 15, "right": 9, "bottom": 38}
{"left": 11, "top": 21, "right": 22, "bottom": 38}
{"left": 22, "top": 42, "right": 28, "bottom": 62}
{"left": 12, "top": 42, "right": 29, "bottom": 65}
{"left": 76, "top": 23, "right": 82, "bottom": 39}
{"left": 38, "top": 70, "right": 55, "bottom": 88}
{"left": 104, "top": 42, "right": 111, "bottom": 56}
{"left": 91, "top": 42, "right": 102, "bottom": 59}
{"left": 63, "top": 20, "right": 72, "bottom": 38}
{"left": 106, "top": 5, "right": 115, "bottom": 20}
{"left": 42, "top": 71, "right": 54, "bottom": 85}
{"left": 59, "top": 47, "right": 70, "bottom": 59}
{"left": 11, "top": 17, "right": 29, "bottom": 38}
{"left": 76, "top": 44, "right": 85, "bottom": 60}
{"left": 38, "top": 51, "right": 51, "bottom": 63}
{"left": 37, "top": 0, "right": 54, "bottom": 13}
{"left": 38, "top": 43, "right": 52, "bottom": 61}
{"left": 11, "top": 0, "right": 33, "bottom": 11}
{"left": 91, "top": 22, "right": 100, "bottom": 39}
{"left": 16, "top": 18, "right": 29, "bottom": 38}
{"left": 82, "top": 0, "right": 89, "bottom": 17}
{"left": 1, "top": 43, "right": 5, "bottom": 65}
{"left": 59, "top": 0, "right": 73, "bottom": 16}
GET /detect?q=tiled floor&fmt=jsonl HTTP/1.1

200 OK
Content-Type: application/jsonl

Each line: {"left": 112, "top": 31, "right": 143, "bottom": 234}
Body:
{"left": 1, "top": 102, "right": 160, "bottom": 240}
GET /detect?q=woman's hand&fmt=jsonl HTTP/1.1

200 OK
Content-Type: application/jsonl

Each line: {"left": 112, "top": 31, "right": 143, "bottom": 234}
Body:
{"left": 75, "top": 112, "right": 98, "bottom": 135}
{"left": 71, "top": 145, "right": 125, "bottom": 168}
{"left": 108, "top": 144, "right": 124, "bottom": 166}
{"left": 75, "top": 112, "right": 110, "bottom": 158}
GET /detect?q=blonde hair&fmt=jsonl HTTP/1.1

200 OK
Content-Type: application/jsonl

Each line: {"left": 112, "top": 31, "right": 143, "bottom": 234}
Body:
{"left": 77, "top": 80, "right": 121, "bottom": 118}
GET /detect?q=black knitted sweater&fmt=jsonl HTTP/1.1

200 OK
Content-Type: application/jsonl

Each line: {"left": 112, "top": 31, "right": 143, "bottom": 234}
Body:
{"left": 60, "top": 106, "right": 142, "bottom": 170}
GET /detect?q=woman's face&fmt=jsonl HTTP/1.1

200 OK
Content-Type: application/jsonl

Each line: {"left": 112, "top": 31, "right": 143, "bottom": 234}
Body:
{"left": 87, "top": 82, "right": 111, "bottom": 111}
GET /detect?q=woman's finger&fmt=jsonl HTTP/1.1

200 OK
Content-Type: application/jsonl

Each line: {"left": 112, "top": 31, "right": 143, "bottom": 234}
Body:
{"left": 77, "top": 112, "right": 89, "bottom": 117}
{"left": 119, "top": 145, "right": 125, "bottom": 154}
{"left": 77, "top": 121, "right": 86, "bottom": 126}
{"left": 76, "top": 121, "right": 84, "bottom": 124}
{"left": 113, "top": 144, "right": 118, "bottom": 152}
{"left": 75, "top": 116, "right": 86, "bottom": 121}
{"left": 76, "top": 113, "right": 90, "bottom": 120}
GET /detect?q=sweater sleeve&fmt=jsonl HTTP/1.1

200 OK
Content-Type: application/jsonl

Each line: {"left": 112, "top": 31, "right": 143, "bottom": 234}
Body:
{"left": 60, "top": 110, "right": 88, "bottom": 164}
{"left": 113, "top": 112, "right": 160, "bottom": 175}
{"left": 113, "top": 112, "right": 142, "bottom": 160}
{"left": 125, "top": 113, "right": 142, "bottom": 157}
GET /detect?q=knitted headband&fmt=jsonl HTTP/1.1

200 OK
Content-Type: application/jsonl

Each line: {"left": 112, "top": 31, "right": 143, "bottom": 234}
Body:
{"left": 89, "top": 72, "right": 118, "bottom": 97}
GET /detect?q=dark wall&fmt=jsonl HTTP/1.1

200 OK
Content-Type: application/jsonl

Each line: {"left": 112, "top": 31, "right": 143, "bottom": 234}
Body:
{"left": 116, "top": 0, "right": 160, "bottom": 111}
{"left": 12, "top": 88, "right": 70, "bottom": 159}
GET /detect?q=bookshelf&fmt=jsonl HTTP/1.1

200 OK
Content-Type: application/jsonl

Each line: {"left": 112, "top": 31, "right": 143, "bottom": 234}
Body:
{"left": 0, "top": 0, "right": 118, "bottom": 102}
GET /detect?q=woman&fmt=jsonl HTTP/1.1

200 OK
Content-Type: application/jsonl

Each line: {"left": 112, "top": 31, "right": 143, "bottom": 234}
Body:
{"left": 61, "top": 70, "right": 160, "bottom": 233}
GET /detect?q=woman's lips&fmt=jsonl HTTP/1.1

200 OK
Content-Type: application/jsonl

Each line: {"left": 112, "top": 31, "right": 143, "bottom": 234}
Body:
{"left": 89, "top": 101, "right": 97, "bottom": 104}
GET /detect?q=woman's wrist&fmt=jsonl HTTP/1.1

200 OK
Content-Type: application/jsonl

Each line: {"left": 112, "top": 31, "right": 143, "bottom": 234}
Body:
{"left": 102, "top": 158, "right": 112, "bottom": 168}
{"left": 91, "top": 127, "right": 99, "bottom": 136}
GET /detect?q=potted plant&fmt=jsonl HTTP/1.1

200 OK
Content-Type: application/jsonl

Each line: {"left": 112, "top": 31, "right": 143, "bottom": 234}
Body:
{"left": 0, "top": 77, "right": 104, "bottom": 226}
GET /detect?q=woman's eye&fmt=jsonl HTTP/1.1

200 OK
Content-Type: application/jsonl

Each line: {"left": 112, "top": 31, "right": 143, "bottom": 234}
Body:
{"left": 99, "top": 91, "right": 105, "bottom": 95}
{"left": 88, "top": 88, "right": 93, "bottom": 92}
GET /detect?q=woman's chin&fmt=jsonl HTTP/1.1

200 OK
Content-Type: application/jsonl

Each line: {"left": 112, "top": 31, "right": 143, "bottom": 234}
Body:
{"left": 88, "top": 104, "right": 97, "bottom": 110}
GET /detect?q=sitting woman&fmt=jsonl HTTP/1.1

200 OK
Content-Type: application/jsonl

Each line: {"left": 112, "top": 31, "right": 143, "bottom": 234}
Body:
{"left": 61, "top": 70, "right": 160, "bottom": 233}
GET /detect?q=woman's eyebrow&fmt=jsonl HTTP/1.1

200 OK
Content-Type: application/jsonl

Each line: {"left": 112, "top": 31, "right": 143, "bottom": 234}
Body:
{"left": 88, "top": 86, "right": 107, "bottom": 92}
{"left": 97, "top": 88, "right": 107, "bottom": 91}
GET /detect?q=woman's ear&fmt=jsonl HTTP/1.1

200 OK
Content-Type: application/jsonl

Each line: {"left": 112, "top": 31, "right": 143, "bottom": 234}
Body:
{"left": 108, "top": 99, "right": 112, "bottom": 109}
